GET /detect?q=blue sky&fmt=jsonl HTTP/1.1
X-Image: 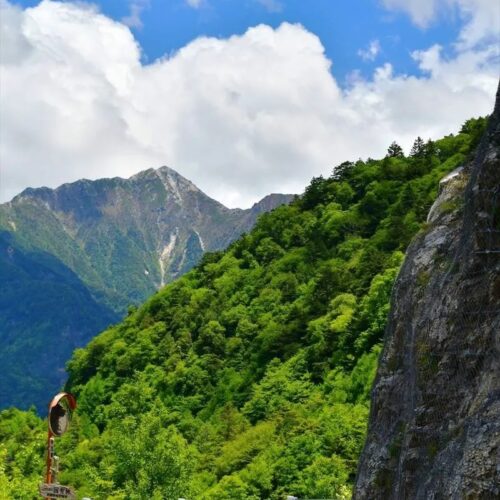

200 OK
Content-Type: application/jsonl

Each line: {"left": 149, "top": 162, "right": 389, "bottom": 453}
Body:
{"left": 1, "top": 0, "right": 498, "bottom": 206}
{"left": 14, "top": 0, "right": 462, "bottom": 83}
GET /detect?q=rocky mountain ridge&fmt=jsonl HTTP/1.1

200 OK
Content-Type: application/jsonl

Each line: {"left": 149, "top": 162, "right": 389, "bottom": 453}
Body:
{"left": 2, "top": 166, "right": 294, "bottom": 311}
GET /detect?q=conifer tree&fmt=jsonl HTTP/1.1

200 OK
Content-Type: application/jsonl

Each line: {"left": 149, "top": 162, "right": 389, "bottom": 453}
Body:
{"left": 386, "top": 141, "right": 404, "bottom": 158}
{"left": 410, "top": 136, "right": 425, "bottom": 157}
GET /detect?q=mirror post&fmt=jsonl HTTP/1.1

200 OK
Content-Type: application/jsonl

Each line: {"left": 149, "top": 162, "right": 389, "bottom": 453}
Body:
{"left": 45, "top": 434, "right": 54, "bottom": 484}
{"left": 41, "top": 392, "right": 77, "bottom": 499}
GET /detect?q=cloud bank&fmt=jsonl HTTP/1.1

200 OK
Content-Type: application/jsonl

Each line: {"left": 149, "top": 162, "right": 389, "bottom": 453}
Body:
{"left": 0, "top": 0, "right": 498, "bottom": 207}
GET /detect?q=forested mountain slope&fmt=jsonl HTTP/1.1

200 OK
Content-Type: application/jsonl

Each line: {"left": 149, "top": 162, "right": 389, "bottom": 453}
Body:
{"left": 0, "top": 167, "right": 292, "bottom": 411}
{"left": 0, "top": 119, "right": 488, "bottom": 499}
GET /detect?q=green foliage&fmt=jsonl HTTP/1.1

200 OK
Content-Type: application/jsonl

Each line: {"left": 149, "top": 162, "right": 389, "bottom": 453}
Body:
{"left": 0, "top": 119, "right": 485, "bottom": 498}
{"left": 0, "top": 409, "right": 45, "bottom": 500}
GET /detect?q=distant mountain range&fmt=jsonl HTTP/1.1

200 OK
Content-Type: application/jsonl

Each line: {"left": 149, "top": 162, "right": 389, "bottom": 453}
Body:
{"left": 0, "top": 166, "right": 294, "bottom": 411}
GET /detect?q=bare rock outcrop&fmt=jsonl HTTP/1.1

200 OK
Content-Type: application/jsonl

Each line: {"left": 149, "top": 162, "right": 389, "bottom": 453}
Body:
{"left": 354, "top": 83, "right": 500, "bottom": 499}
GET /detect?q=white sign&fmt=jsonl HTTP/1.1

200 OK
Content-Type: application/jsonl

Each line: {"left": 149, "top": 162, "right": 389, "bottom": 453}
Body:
{"left": 39, "top": 483, "right": 76, "bottom": 499}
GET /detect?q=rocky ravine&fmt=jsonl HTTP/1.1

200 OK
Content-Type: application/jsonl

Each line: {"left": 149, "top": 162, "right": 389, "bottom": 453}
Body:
{"left": 354, "top": 86, "right": 500, "bottom": 498}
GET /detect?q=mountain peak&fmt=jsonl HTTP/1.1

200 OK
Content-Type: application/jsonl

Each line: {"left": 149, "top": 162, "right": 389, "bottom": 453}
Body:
{"left": 155, "top": 165, "right": 202, "bottom": 200}
{"left": 3, "top": 166, "right": 294, "bottom": 293}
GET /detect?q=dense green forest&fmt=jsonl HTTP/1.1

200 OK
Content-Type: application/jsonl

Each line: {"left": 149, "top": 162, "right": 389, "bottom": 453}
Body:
{"left": 0, "top": 118, "right": 487, "bottom": 499}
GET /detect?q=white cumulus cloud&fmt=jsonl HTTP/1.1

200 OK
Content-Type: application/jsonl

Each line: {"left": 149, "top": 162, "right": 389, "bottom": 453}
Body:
{"left": 358, "top": 39, "right": 381, "bottom": 61}
{"left": 0, "top": 0, "right": 498, "bottom": 208}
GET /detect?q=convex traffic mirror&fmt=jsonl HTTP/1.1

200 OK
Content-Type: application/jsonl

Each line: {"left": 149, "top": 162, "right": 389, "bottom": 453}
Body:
{"left": 48, "top": 392, "right": 76, "bottom": 437}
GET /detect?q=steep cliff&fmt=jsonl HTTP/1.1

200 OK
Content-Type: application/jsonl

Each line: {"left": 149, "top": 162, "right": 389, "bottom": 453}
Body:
{"left": 354, "top": 86, "right": 500, "bottom": 498}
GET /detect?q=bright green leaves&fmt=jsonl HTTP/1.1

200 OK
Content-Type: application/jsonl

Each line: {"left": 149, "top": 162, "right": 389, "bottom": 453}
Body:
{"left": 243, "top": 356, "right": 313, "bottom": 422}
{"left": 107, "top": 412, "right": 195, "bottom": 499}
{"left": 0, "top": 409, "right": 45, "bottom": 500}
{"left": 354, "top": 258, "right": 403, "bottom": 354}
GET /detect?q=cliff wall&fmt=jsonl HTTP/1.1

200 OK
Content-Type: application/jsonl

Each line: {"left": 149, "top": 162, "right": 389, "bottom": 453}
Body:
{"left": 354, "top": 84, "right": 500, "bottom": 498}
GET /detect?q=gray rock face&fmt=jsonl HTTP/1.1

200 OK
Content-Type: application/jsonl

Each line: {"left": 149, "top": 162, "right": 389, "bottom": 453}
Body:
{"left": 354, "top": 84, "right": 500, "bottom": 499}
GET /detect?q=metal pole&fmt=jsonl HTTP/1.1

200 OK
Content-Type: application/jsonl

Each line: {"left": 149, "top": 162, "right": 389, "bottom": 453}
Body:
{"left": 45, "top": 434, "right": 54, "bottom": 484}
